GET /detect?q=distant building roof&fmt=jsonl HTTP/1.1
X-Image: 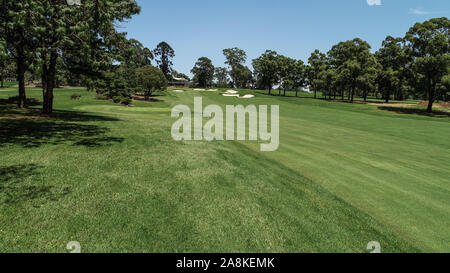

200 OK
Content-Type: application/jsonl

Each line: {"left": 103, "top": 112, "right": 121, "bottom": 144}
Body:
{"left": 172, "top": 77, "right": 188, "bottom": 82}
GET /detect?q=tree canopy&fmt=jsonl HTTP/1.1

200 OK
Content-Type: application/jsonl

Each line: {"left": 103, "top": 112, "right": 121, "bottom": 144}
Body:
{"left": 191, "top": 57, "right": 215, "bottom": 88}
{"left": 154, "top": 41, "right": 175, "bottom": 81}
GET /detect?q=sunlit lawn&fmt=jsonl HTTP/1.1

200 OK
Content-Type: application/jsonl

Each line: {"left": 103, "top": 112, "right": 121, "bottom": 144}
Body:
{"left": 0, "top": 86, "right": 449, "bottom": 252}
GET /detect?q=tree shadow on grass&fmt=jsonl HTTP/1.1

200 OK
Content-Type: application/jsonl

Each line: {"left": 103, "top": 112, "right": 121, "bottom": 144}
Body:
{"left": 0, "top": 103, "right": 124, "bottom": 148}
{"left": 0, "top": 118, "right": 124, "bottom": 148}
{"left": 378, "top": 106, "right": 450, "bottom": 118}
{"left": 0, "top": 164, "right": 71, "bottom": 207}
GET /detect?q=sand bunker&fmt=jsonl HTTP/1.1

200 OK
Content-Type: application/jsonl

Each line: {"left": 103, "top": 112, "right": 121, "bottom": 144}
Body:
{"left": 222, "top": 89, "right": 255, "bottom": 99}
{"left": 194, "top": 88, "right": 206, "bottom": 91}
{"left": 239, "top": 94, "right": 255, "bottom": 99}
{"left": 173, "top": 90, "right": 184, "bottom": 93}
{"left": 207, "top": 89, "right": 218, "bottom": 91}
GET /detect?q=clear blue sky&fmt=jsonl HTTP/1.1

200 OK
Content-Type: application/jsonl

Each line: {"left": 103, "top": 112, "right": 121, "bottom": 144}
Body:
{"left": 122, "top": 0, "right": 449, "bottom": 77}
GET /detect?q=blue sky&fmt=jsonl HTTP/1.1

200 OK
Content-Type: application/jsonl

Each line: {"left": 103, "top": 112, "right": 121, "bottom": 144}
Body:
{"left": 122, "top": 0, "right": 449, "bottom": 76}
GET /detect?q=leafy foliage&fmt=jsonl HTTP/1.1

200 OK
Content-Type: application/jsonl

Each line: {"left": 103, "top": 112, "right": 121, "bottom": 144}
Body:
{"left": 191, "top": 57, "right": 215, "bottom": 87}
{"left": 154, "top": 41, "right": 175, "bottom": 80}
{"left": 134, "top": 65, "right": 168, "bottom": 98}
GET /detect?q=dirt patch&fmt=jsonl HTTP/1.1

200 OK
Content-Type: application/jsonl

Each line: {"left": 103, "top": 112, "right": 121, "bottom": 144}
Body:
{"left": 417, "top": 101, "right": 450, "bottom": 108}
{"left": 347, "top": 100, "right": 416, "bottom": 107}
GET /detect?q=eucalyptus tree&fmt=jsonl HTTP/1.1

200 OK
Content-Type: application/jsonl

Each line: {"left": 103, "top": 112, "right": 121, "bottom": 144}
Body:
{"left": 328, "top": 38, "right": 373, "bottom": 103}
{"left": 307, "top": 50, "right": 327, "bottom": 99}
{"left": 278, "top": 55, "right": 296, "bottom": 96}
{"left": 223, "top": 47, "right": 247, "bottom": 87}
{"left": 191, "top": 57, "right": 215, "bottom": 87}
{"left": 214, "top": 67, "right": 229, "bottom": 88}
{"left": 126, "top": 39, "right": 154, "bottom": 69}
{"left": 357, "top": 54, "right": 380, "bottom": 102}
{"left": 287, "top": 60, "right": 307, "bottom": 97}
{"left": 154, "top": 42, "right": 175, "bottom": 81}
{"left": 233, "top": 64, "right": 253, "bottom": 88}
{"left": 318, "top": 68, "right": 338, "bottom": 100}
{"left": 252, "top": 50, "right": 280, "bottom": 95}
{"left": 405, "top": 17, "right": 449, "bottom": 112}
{"left": 376, "top": 36, "right": 409, "bottom": 101}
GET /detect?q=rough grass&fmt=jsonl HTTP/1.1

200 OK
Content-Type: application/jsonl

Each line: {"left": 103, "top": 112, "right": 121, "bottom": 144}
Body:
{"left": 0, "top": 87, "right": 448, "bottom": 253}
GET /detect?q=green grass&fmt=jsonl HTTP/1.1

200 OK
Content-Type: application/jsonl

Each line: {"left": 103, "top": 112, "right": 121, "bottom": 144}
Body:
{"left": 0, "top": 82, "right": 18, "bottom": 89}
{"left": 0, "top": 87, "right": 449, "bottom": 253}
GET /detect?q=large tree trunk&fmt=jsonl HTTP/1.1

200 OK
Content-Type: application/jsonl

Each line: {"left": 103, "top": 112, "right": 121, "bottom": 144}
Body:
{"left": 427, "top": 81, "right": 436, "bottom": 113}
{"left": 350, "top": 87, "right": 355, "bottom": 103}
{"left": 17, "top": 58, "right": 27, "bottom": 108}
{"left": 42, "top": 51, "right": 58, "bottom": 114}
{"left": 268, "top": 86, "right": 272, "bottom": 96}
{"left": 295, "top": 89, "right": 298, "bottom": 97}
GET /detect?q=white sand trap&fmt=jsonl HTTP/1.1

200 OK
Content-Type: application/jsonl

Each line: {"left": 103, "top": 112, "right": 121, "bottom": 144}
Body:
{"left": 225, "top": 90, "right": 238, "bottom": 94}
{"left": 173, "top": 90, "right": 184, "bottom": 93}
{"left": 194, "top": 88, "right": 206, "bottom": 91}
{"left": 222, "top": 94, "right": 240, "bottom": 97}
{"left": 207, "top": 89, "right": 218, "bottom": 91}
{"left": 239, "top": 94, "right": 255, "bottom": 99}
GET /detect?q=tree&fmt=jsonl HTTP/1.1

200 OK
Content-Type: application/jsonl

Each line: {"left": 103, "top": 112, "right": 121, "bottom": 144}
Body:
{"left": 223, "top": 47, "right": 247, "bottom": 87}
{"left": 135, "top": 65, "right": 167, "bottom": 99}
{"left": 92, "top": 66, "right": 133, "bottom": 105}
{"left": 191, "top": 57, "right": 215, "bottom": 87}
{"left": 328, "top": 38, "right": 373, "bottom": 103}
{"left": 26, "top": 0, "right": 141, "bottom": 114}
{"left": 278, "top": 56, "right": 298, "bottom": 96}
{"left": 289, "top": 60, "right": 307, "bottom": 97}
{"left": 317, "top": 67, "right": 338, "bottom": 100}
{"left": 405, "top": 17, "right": 449, "bottom": 112}
{"left": 233, "top": 64, "right": 253, "bottom": 88}
{"left": 357, "top": 54, "right": 380, "bottom": 102}
{"left": 252, "top": 50, "right": 280, "bottom": 95}
{"left": 125, "top": 39, "right": 154, "bottom": 69}
{"left": 154, "top": 41, "right": 175, "bottom": 81}
{"left": 0, "top": 0, "right": 38, "bottom": 108}
{"left": 376, "top": 36, "right": 409, "bottom": 101}
{"left": 214, "top": 67, "right": 229, "bottom": 87}
{"left": 307, "top": 50, "right": 327, "bottom": 99}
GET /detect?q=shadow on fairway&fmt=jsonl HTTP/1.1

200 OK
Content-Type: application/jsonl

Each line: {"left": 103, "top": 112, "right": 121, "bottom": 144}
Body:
{"left": 378, "top": 106, "right": 450, "bottom": 118}
{"left": 0, "top": 104, "right": 124, "bottom": 148}
{"left": 0, "top": 164, "right": 71, "bottom": 206}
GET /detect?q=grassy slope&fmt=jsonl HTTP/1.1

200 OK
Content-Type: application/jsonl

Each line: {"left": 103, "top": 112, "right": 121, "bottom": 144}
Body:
{"left": 0, "top": 87, "right": 448, "bottom": 252}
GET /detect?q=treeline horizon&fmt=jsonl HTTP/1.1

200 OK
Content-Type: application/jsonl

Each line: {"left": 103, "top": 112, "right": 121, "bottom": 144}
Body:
{"left": 1, "top": 1, "right": 448, "bottom": 113}
{"left": 190, "top": 17, "right": 449, "bottom": 113}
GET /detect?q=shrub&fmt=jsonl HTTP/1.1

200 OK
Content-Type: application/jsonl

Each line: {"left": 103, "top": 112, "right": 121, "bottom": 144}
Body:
{"left": 120, "top": 97, "right": 132, "bottom": 105}
{"left": 134, "top": 65, "right": 168, "bottom": 99}
{"left": 112, "top": 96, "right": 122, "bottom": 103}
